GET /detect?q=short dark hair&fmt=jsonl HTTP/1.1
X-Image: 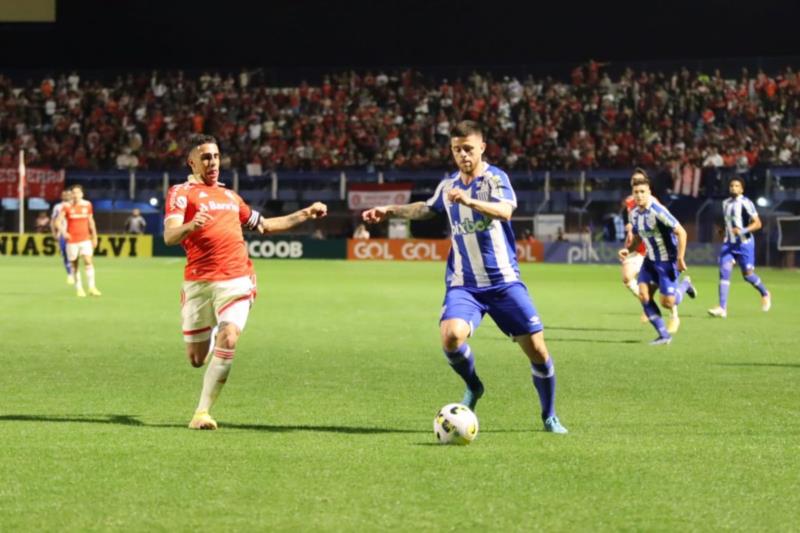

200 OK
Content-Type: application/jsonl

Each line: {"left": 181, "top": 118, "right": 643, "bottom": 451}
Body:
{"left": 188, "top": 134, "right": 218, "bottom": 153}
{"left": 70, "top": 184, "right": 83, "bottom": 192}
{"left": 729, "top": 176, "right": 745, "bottom": 188}
{"left": 451, "top": 120, "right": 483, "bottom": 139}
{"left": 630, "top": 167, "right": 649, "bottom": 184}
{"left": 631, "top": 170, "right": 650, "bottom": 188}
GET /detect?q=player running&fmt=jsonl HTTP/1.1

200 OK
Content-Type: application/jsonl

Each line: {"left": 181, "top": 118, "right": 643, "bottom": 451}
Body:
{"left": 707, "top": 177, "right": 771, "bottom": 318}
{"left": 618, "top": 171, "right": 696, "bottom": 344}
{"left": 362, "top": 121, "right": 567, "bottom": 434}
{"left": 164, "top": 134, "right": 327, "bottom": 430}
{"left": 50, "top": 189, "right": 74, "bottom": 284}
{"left": 56, "top": 184, "right": 101, "bottom": 297}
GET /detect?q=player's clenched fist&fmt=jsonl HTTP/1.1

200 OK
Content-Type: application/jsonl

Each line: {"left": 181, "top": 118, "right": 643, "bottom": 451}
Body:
{"left": 304, "top": 202, "right": 328, "bottom": 219}
{"left": 617, "top": 248, "right": 629, "bottom": 262}
{"left": 190, "top": 211, "right": 213, "bottom": 231}
{"left": 446, "top": 188, "right": 471, "bottom": 206}
{"left": 362, "top": 206, "right": 389, "bottom": 224}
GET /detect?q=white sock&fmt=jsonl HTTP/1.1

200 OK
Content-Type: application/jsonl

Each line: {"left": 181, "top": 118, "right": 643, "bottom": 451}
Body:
{"left": 671, "top": 306, "right": 679, "bottom": 319}
{"left": 625, "top": 279, "right": 639, "bottom": 297}
{"left": 196, "top": 355, "right": 233, "bottom": 413}
{"left": 74, "top": 271, "right": 83, "bottom": 291}
{"left": 86, "top": 265, "right": 96, "bottom": 289}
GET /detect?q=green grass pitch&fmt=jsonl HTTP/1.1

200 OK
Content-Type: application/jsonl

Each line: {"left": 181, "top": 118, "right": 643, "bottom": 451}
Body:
{"left": 1, "top": 256, "right": 798, "bottom": 530}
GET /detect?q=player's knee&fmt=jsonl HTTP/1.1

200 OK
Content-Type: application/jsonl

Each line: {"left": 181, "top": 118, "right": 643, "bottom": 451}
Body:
{"left": 743, "top": 269, "right": 754, "bottom": 278}
{"left": 638, "top": 292, "right": 649, "bottom": 304}
{"left": 217, "top": 322, "right": 241, "bottom": 350}
{"left": 660, "top": 295, "right": 674, "bottom": 308}
{"left": 440, "top": 323, "right": 468, "bottom": 350}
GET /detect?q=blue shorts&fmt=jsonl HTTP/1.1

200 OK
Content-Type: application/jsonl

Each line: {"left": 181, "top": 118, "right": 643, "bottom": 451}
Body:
{"left": 440, "top": 281, "right": 543, "bottom": 337}
{"left": 637, "top": 258, "right": 679, "bottom": 297}
{"left": 720, "top": 241, "right": 756, "bottom": 273}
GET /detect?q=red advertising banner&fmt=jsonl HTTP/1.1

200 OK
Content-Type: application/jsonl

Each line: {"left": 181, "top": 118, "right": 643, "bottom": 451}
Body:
{"left": 347, "top": 239, "right": 543, "bottom": 262}
{"left": 347, "top": 182, "right": 414, "bottom": 210}
{"left": 0, "top": 168, "right": 64, "bottom": 200}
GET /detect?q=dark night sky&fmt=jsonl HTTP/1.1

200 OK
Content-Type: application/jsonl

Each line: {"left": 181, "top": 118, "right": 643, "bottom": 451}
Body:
{"left": 2, "top": 0, "right": 799, "bottom": 70}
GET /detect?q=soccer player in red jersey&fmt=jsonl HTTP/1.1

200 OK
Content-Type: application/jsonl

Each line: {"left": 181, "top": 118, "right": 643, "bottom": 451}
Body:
{"left": 56, "top": 184, "right": 101, "bottom": 297}
{"left": 165, "top": 135, "right": 327, "bottom": 430}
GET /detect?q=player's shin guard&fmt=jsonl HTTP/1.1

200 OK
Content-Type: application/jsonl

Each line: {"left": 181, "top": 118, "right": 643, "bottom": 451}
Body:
{"left": 85, "top": 265, "right": 96, "bottom": 289}
{"left": 196, "top": 349, "right": 234, "bottom": 412}
{"left": 642, "top": 300, "right": 669, "bottom": 338}
{"left": 531, "top": 358, "right": 556, "bottom": 421}
{"left": 719, "top": 261, "right": 733, "bottom": 309}
{"left": 744, "top": 273, "right": 768, "bottom": 297}
{"left": 443, "top": 343, "right": 483, "bottom": 392}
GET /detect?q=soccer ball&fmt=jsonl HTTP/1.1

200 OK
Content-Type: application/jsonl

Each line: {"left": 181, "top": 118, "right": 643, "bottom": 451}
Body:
{"left": 433, "top": 403, "right": 479, "bottom": 445}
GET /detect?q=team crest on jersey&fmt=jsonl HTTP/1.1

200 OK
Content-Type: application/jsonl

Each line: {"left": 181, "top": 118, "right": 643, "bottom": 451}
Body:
{"left": 476, "top": 178, "right": 491, "bottom": 202}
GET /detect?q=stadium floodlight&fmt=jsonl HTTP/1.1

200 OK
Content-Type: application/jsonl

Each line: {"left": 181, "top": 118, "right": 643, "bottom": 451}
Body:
{"left": 756, "top": 197, "right": 769, "bottom": 207}
{"left": 149, "top": 197, "right": 159, "bottom": 207}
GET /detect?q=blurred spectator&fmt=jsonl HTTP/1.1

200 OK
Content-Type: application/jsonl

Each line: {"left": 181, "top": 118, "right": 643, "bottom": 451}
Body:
{"left": 35, "top": 211, "right": 51, "bottom": 233}
{"left": 352, "top": 223, "right": 370, "bottom": 240}
{"left": 124, "top": 208, "right": 147, "bottom": 234}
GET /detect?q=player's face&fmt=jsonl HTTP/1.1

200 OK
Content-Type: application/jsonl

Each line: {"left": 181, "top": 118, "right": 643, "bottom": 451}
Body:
{"left": 61, "top": 191, "right": 72, "bottom": 202}
{"left": 632, "top": 184, "right": 650, "bottom": 207}
{"left": 729, "top": 181, "right": 743, "bottom": 197}
{"left": 71, "top": 188, "right": 83, "bottom": 202}
{"left": 189, "top": 143, "right": 221, "bottom": 185}
{"left": 450, "top": 134, "right": 486, "bottom": 176}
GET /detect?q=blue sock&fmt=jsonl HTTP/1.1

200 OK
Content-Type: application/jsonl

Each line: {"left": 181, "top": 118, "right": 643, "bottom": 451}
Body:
{"left": 744, "top": 273, "right": 768, "bottom": 297}
{"left": 674, "top": 279, "right": 690, "bottom": 305}
{"left": 531, "top": 358, "right": 556, "bottom": 421}
{"left": 642, "top": 300, "right": 670, "bottom": 338}
{"left": 443, "top": 343, "right": 483, "bottom": 392}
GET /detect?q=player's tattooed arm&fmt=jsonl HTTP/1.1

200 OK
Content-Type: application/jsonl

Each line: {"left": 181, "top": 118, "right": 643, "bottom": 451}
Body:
{"left": 258, "top": 202, "right": 327, "bottom": 234}
{"left": 362, "top": 202, "right": 435, "bottom": 223}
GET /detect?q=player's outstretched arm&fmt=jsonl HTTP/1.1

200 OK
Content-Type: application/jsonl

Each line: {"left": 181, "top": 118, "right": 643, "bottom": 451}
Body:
{"left": 618, "top": 234, "right": 642, "bottom": 262}
{"left": 258, "top": 202, "right": 327, "bottom": 234}
{"left": 55, "top": 210, "right": 69, "bottom": 240}
{"left": 362, "top": 202, "right": 434, "bottom": 224}
{"left": 163, "top": 211, "right": 213, "bottom": 245}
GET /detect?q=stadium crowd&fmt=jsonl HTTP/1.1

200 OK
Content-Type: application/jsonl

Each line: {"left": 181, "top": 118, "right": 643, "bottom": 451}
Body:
{"left": 1, "top": 63, "right": 800, "bottom": 174}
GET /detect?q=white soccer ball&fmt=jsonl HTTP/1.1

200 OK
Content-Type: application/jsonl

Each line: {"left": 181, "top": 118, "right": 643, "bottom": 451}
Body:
{"left": 433, "top": 403, "right": 479, "bottom": 445}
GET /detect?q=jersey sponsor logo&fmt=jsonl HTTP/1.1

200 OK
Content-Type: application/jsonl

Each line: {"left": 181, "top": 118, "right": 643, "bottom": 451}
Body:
{"left": 451, "top": 218, "right": 493, "bottom": 236}
{"left": 205, "top": 201, "right": 238, "bottom": 212}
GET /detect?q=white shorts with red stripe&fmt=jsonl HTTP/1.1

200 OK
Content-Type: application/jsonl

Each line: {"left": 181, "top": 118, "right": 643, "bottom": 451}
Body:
{"left": 180, "top": 274, "right": 257, "bottom": 343}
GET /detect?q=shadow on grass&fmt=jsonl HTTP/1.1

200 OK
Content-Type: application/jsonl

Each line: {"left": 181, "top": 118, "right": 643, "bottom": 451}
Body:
{"left": 546, "top": 338, "right": 642, "bottom": 344}
{"left": 714, "top": 363, "right": 800, "bottom": 369}
{"left": 0, "top": 414, "right": 422, "bottom": 434}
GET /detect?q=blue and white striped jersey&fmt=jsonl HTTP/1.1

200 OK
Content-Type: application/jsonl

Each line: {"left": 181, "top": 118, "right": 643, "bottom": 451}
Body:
{"left": 630, "top": 200, "right": 681, "bottom": 262}
{"left": 51, "top": 201, "right": 66, "bottom": 232}
{"left": 723, "top": 195, "right": 758, "bottom": 244}
{"left": 426, "top": 164, "right": 520, "bottom": 288}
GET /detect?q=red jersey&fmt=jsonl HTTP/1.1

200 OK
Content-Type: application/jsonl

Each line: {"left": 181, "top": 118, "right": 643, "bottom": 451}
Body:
{"left": 165, "top": 179, "right": 259, "bottom": 281}
{"left": 63, "top": 200, "right": 94, "bottom": 243}
{"left": 625, "top": 195, "right": 647, "bottom": 255}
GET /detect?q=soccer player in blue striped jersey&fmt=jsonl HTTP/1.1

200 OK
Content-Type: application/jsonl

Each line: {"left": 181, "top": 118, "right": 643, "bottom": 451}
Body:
{"left": 618, "top": 171, "right": 696, "bottom": 345}
{"left": 707, "top": 177, "right": 770, "bottom": 318}
{"left": 362, "top": 121, "right": 567, "bottom": 434}
{"left": 50, "top": 189, "right": 75, "bottom": 284}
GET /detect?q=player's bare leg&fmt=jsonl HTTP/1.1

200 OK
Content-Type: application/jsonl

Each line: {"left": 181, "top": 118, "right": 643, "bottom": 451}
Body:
{"left": 662, "top": 294, "right": 680, "bottom": 334}
{"left": 515, "top": 332, "right": 567, "bottom": 434}
{"left": 440, "top": 318, "right": 484, "bottom": 410}
{"left": 71, "top": 258, "right": 84, "bottom": 297}
{"left": 621, "top": 257, "right": 647, "bottom": 322}
{"left": 83, "top": 254, "right": 101, "bottom": 296}
{"left": 189, "top": 322, "right": 240, "bottom": 430}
